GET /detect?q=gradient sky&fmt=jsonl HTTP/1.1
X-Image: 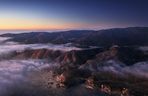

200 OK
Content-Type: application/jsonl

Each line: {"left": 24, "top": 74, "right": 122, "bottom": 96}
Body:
{"left": 0, "top": 0, "right": 148, "bottom": 32}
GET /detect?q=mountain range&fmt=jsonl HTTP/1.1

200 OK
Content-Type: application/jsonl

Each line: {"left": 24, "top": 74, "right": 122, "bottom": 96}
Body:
{"left": 1, "top": 27, "right": 148, "bottom": 47}
{"left": 0, "top": 27, "right": 148, "bottom": 96}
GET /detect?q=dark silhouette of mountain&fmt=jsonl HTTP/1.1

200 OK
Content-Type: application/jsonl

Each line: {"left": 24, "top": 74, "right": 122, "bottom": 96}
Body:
{"left": 0, "top": 30, "right": 93, "bottom": 44}
{"left": 14, "top": 49, "right": 63, "bottom": 60}
{"left": 13, "top": 48, "right": 103, "bottom": 64}
{"left": 56, "top": 48, "right": 103, "bottom": 65}
{"left": 1, "top": 27, "right": 148, "bottom": 46}
{"left": 83, "top": 46, "right": 148, "bottom": 68}
{"left": 76, "top": 27, "right": 148, "bottom": 46}
{"left": 11, "top": 46, "right": 147, "bottom": 66}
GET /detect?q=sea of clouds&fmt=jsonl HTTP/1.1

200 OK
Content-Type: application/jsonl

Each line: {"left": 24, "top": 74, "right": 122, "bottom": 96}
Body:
{"left": 0, "top": 37, "right": 81, "bottom": 95}
{"left": 0, "top": 37, "right": 81, "bottom": 53}
{"left": 0, "top": 36, "right": 147, "bottom": 96}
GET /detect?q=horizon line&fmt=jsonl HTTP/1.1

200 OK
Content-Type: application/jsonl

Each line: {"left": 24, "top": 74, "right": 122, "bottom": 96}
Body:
{"left": 0, "top": 26, "right": 147, "bottom": 33}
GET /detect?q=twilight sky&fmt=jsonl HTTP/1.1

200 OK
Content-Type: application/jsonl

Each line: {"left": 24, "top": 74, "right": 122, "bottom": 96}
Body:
{"left": 0, "top": 0, "right": 148, "bottom": 32}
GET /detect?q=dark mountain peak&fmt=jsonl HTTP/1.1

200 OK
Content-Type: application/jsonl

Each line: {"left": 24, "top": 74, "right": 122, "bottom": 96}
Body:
{"left": 96, "top": 45, "right": 119, "bottom": 60}
{"left": 14, "top": 49, "right": 63, "bottom": 60}
{"left": 56, "top": 48, "right": 103, "bottom": 65}
{"left": 83, "top": 45, "right": 148, "bottom": 69}
{"left": 125, "top": 26, "right": 148, "bottom": 30}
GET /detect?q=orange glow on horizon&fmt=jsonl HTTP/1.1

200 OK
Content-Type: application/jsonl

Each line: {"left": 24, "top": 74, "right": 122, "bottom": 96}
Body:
{"left": 0, "top": 16, "right": 93, "bottom": 31}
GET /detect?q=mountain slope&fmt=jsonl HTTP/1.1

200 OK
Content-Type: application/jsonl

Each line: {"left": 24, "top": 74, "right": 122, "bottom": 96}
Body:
{"left": 1, "top": 27, "right": 148, "bottom": 46}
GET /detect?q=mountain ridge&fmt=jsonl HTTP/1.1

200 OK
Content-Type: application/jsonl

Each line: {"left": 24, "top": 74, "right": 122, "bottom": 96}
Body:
{"left": 0, "top": 27, "right": 148, "bottom": 46}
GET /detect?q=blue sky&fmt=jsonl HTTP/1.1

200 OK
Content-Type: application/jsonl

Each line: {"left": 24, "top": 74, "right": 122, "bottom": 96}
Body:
{"left": 0, "top": 0, "right": 148, "bottom": 31}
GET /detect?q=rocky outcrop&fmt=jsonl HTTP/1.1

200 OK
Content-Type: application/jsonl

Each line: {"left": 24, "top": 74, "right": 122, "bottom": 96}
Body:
{"left": 14, "top": 49, "right": 63, "bottom": 60}
{"left": 56, "top": 48, "right": 103, "bottom": 65}
{"left": 12, "top": 45, "right": 148, "bottom": 66}
{"left": 79, "top": 45, "right": 148, "bottom": 72}
{"left": 13, "top": 47, "right": 103, "bottom": 65}
{"left": 86, "top": 45, "right": 119, "bottom": 64}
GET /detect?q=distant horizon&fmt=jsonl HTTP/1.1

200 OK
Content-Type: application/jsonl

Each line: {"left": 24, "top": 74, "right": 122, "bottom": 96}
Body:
{"left": 0, "top": 26, "right": 148, "bottom": 33}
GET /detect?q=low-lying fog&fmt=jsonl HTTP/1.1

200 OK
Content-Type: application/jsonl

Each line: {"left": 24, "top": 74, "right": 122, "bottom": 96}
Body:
{"left": 0, "top": 37, "right": 81, "bottom": 95}
{"left": 88, "top": 60, "right": 148, "bottom": 78}
{"left": 0, "top": 37, "right": 147, "bottom": 96}
{"left": 0, "top": 60, "right": 50, "bottom": 89}
{"left": 0, "top": 37, "right": 81, "bottom": 54}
